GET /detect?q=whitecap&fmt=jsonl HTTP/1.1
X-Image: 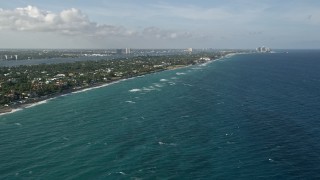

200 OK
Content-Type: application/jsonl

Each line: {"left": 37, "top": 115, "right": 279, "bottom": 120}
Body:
{"left": 129, "top": 88, "right": 141, "bottom": 92}
{"left": 268, "top": 158, "right": 274, "bottom": 162}
{"left": 108, "top": 171, "right": 126, "bottom": 176}
{"left": 158, "top": 141, "right": 177, "bottom": 146}
{"left": 125, "top": 101, "right": 136, "bottom": 104}
{"left": 153, "top": 83, "right": 163, "bottom": 88}
{"left": 158, "top": 141, "right": 165, "bottom": 145}
{"left": 143, "top": 86, "right": 158, "bottom": 91}
{"left": 160, "top": 79, "right": 168, "bottom": 82}
{"left": 176, "top": 72, "right": 186, "bottom": 75}
{"left": 183, "top": 83, "right": 193, "bottom": 87}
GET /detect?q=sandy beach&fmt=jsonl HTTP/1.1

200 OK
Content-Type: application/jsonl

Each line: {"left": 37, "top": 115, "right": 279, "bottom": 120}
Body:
{"left": 0, "top": 53, "right": 237, "bottom": 116}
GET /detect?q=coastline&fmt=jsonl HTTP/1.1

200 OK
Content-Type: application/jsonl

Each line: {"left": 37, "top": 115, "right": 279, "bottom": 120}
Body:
{"left": 0, "top": 66, "right": 187, "bottom": 116}
{"left": 0, "top": 53, "right": 237, "bottom": 116}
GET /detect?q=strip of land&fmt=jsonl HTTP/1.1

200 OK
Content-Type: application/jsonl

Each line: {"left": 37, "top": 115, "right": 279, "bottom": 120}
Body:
{"left": 0, "top": 51, "right": 241, "bottom": 115}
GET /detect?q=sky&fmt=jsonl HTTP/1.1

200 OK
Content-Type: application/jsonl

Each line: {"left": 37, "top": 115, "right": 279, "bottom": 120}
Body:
{"left": 0, "top": 0, "right": 320, "bottom": 49}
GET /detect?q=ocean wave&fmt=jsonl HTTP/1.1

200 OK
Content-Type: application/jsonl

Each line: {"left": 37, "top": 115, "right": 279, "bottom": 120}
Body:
{"left": 72, "top": 83, "right": 113, "bottom": 94}
{"left": 191, "top": 67, "right": 202, "bottom": 70}
{"left": 158, "top": 141, "right": 177, "bottom": 146}
{"left": 153, "top": 83, "right": 163, "bottom": 88}
{"left": 129, "top": 88, "right": 142, "bottom": 92}
{"left": 125, "top": 101, "right": 136, "bottom": 104}
{"left": 144, "top": 86, "right": 160, "bottom": 91}
{"left": 160, "top": 79, "right": 168, "bottom": 82}
{"left": 108, "top": 171, "right": 126, "bottom": 176}
{"left": 0, "top": 108, "right": 23, "bottom": 116}
{"left": 176, "top": 72, "right": 186, "bottom": 75}
{"left": 183, "top": 83, "right": 193, "bottom": 87}
{"left": 25, "top": 99, "right": 50, "bottom": 109}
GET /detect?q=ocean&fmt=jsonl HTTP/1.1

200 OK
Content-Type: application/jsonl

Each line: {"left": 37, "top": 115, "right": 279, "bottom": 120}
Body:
{"left": 1, "top": 50, "right": 320, "bottom": 179}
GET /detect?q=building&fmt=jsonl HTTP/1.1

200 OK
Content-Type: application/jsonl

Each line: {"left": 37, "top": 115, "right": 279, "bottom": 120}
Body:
{"left": 256, "top": 46, "right": 271, "bottom": 53}
{"left": 125, "top": 48, "right": 131, "bottom": 54}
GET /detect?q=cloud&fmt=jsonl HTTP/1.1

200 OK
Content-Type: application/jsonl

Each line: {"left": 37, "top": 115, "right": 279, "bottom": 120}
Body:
{"left": 0, "top": 5, "right": 193, "bottom": 41}
{"left": 0, "top": 6, "right": 129, "bottom": 37}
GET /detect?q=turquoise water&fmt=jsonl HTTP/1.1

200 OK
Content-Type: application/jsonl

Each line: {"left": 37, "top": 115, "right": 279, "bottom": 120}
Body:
{"left": 1, "top": 51, "right": 320, "bottom": 179}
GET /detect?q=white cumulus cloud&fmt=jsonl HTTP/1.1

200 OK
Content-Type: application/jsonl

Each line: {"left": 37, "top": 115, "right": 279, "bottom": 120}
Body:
{"left": 0, "top": 6, "right": 135, "bottom": 37}
{"left": 0, "top": 5, "right": 192, "bottom": 40}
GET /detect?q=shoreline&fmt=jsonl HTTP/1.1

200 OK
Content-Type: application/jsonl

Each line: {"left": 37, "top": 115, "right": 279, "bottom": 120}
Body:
{"left": 0, "top": 53, "right": 238, "bottom": 116}
{"left": 0, "top": 66, "right": 187, "bottom": 116}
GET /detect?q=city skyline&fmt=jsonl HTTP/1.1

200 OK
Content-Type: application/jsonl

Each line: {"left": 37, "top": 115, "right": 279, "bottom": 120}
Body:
{"left": 0, "top": 0, "right": 320, "bottom": 49}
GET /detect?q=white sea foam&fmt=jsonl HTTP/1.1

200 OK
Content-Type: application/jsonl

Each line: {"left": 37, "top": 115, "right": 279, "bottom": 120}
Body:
{"left": 14, "top": 123, "right": 22, "bottom": 126}
{"left": 72, "top": 83, "right": 111, "bottom": 94}
{"left": 125, "top": 101, "right": 136, "bottom": 104}
{"left": 129, "top": 88, "right": 142, "bottom": 92}
{"left": 176, "top": 72, "right": 186, "bottom": 75}
{"left": 158, "top": 141, "right": 177, "bottom": 146}
{"left": 0, "top": 108, "right": 23, "bottom": 116}
{"left": 183, "top": 83, "right": 193, "bottom": 87}
{"left": 160, "top": 79, "right": 168, "bottom": 82}
{"left": 158, "top": 141, "right": 165, "bottom": 145}
{"left": 25, "top": 99, "right": 50, "bottom": 109}
{"left": 143, "top": 86, "right": 158, "bottom": 91}
{"left": 107, "top": 171, "right": 127, "bottom": 176}
{"left": 153, "top": 83, "right": 163, "bottom": 88}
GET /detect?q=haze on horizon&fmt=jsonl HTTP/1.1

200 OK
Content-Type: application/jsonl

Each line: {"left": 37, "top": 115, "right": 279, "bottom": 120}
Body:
{"left": 0, "top": 0, "right": 319, "bottom": 49}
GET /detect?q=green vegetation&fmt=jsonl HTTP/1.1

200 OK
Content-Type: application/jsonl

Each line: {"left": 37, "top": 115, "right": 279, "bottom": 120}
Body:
{"left": 0, "top": 52, "right": 229, "bottom": 109}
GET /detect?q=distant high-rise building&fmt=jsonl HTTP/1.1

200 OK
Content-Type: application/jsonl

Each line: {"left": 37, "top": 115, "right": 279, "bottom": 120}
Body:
{"left": 256, "top": 46, "right": 271, "bottom": 53}
{"left": 125, "top": 48, "right": 131, "bottom": 54}
{"left": 14, "top": 55, "right": 18, "bottom": 60}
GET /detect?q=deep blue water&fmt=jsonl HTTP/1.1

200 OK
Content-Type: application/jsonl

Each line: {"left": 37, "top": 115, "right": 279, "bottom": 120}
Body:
{"left": 1, "top": 50, "right": 320, "bottom": 179}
